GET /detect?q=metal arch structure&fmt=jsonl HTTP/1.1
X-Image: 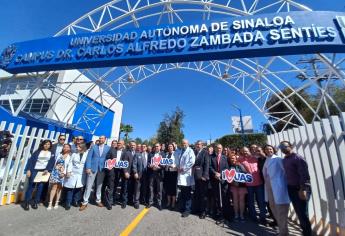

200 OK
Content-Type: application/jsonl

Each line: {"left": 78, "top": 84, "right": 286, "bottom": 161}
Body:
{"left": 8, "top": 0, "right": 345, "bottom": 134}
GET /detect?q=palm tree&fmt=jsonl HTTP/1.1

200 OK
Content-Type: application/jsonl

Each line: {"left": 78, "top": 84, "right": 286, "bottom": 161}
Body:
{"left": 120, "top": 123, "right": 133, "bottom": 141}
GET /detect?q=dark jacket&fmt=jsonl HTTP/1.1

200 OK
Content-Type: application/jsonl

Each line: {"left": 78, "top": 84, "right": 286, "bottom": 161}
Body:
{"left": 132, "top": 152, "right": 148, "bottom": 178}
{"left": 106, "top": 147, "right": 133, "bottom": 174}
{"left": 25, "top": 149, "right": 55, "bottom": 173}
{"left": 210, "top": 153, "right": 229, "bottom": 184}
{"left": 193, "top": 148, "right": 210, "bottom": 180}
{"left": 147, "top": 151, "right": 166, "bottom": 177}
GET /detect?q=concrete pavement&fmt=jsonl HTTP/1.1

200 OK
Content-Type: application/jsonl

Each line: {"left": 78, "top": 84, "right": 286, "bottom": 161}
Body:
{"left": 0, "top": 203, "right": 302, "bottom": 236}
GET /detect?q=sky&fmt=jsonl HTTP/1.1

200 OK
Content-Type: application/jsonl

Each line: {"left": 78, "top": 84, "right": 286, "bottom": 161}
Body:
{"left": 0, "top": 0, "right": 344, "bottom": 143}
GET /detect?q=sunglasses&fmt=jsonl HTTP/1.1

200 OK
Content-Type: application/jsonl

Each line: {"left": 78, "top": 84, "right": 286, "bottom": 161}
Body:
{"left": 59, "top": 138, "right": 66, "bottom": 141}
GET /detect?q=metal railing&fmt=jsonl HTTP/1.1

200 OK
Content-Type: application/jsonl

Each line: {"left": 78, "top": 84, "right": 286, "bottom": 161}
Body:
{"left": 0, "top": 121, "right": 69, "bottom": 205}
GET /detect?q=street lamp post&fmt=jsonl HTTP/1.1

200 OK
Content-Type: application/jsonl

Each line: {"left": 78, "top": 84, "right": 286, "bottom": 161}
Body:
{"left": 231, "top": 104, "right": 246, "bottom": 146}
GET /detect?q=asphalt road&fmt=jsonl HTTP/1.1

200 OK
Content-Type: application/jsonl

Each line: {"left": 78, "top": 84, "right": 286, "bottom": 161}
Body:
{"left": 0, "top": 203, "right": 302, "bottom": 236}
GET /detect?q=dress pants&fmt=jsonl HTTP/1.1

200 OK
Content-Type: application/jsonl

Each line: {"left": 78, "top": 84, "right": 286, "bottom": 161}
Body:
{"left": 25, "top": 170, "right": 47, "bottom": 203}
{"left": 211, "top": 180, "right": 228, "bottom": 219}
{"left": 247, "top": 184, "right": 267, "bottom": 220}
{"left": 65, "top": 187, "right": 82, "bottom": 206}
{"left": 267, "top": 179, "right": 289, "bottom": 236}
{"left": 288, "top": 185, "right": 312, "bottom": 236}
{"left": 194, "top": 179, "right": 208, "bottom": 214}
{"left": 82, "top": 170, "right": 105, "bottom": 205}
{"left": 180, "top": 185, "right": 192, "bottom": 213}
{"left": 134, "top": 171, "right": 149, "bottom": 205}
{"left": 106, "top": 168, "right": 121, "bottom": 204}
{"left": 149, "top": 172, "right": 163, "bottom": 205}
{"left": 127, "top": 177, "right": 135, "bottom": 205}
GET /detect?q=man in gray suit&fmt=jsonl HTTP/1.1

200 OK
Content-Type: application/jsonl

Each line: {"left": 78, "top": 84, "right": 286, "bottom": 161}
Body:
{"left": 132, "top": 144, "right": 149, "bottom": 209}
{"left": 79, "top": 135, "right": 110, "bottom": 211}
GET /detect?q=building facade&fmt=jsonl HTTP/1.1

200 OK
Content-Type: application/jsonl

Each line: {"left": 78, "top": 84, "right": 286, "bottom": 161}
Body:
{"left": 0, "top": 69, "right": 123, "bottom": 140}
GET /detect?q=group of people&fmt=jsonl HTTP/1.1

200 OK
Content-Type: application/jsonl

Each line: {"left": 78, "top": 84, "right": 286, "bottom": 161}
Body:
{"left": 21, "top": 134, "right": 312, "bottom": 236}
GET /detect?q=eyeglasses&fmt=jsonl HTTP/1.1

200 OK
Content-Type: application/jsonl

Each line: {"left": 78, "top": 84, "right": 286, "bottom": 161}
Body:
{"left": 59, "top": 138, "right": 66, "bottom": 141}
{"left": 279, "top": 145, "right": 289, "bottom": 149}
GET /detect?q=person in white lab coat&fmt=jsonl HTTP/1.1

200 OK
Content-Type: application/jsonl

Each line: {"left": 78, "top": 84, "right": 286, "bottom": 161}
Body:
{"left": 177, "top": 139, "right": 195, "bottom": 217}
{"left": 63, "top": 143, "right": 88, "bottom": 210}
{"left": 263, "top": 144, "right": 290, "bottom": 236}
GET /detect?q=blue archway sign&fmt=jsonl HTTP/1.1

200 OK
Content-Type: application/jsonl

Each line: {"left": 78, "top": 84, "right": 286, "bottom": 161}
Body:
{"left": 1, "top": 11, "right": 345, "bottom": 74}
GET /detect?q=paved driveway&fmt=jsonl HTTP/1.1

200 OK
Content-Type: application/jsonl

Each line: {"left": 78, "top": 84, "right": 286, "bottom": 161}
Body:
{"left": 0, "top": 204, "right": 302, "bottom": 236}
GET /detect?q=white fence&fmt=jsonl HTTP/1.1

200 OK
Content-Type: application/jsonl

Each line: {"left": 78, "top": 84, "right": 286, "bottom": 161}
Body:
{"left": 0, "top": 121, "right": 69, "bottom": 205}
{"left": 267, "top": 113, "right": 345, "bottom": 236}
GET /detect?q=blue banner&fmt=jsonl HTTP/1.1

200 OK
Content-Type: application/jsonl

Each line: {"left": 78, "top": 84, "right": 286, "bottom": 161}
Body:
{"left": 1, "top": 11, "right": 345, "bottom": 74}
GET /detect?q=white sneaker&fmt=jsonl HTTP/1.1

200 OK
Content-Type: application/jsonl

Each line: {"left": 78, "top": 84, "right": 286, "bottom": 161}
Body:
{"left": 53, "top": 204, "right": 59, "bottom": 210}
{"left": 47, "top": 205, "right": 52, "bottom": 210}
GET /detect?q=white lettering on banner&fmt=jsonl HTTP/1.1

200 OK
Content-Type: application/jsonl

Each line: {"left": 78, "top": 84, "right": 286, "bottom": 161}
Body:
{"left": 8, "top": 13, "right": 344, "bottom": 67}
{"left": 232, "top": 15, "right": 295, "bottom": 30}
{"left": 222, "top": 169, "right": 253, "bottom": 184}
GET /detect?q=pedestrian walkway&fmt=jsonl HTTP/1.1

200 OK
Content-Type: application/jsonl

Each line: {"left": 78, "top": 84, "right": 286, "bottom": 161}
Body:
{"left": 0, "top": 204, "right": 302, "bottom": 236}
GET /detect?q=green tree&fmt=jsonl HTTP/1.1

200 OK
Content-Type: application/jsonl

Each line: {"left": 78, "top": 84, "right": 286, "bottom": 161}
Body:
{"left": 216, "top": 133, "right": 267, "bottom": 148}
{"left": 120, "top": 123, "right": 133, "bottom": 142}
{"left": 156, "top": 107, "right": 185, "bottom": 145}
{"left": 134, "top": 137, "right": 143, "bottom": 144}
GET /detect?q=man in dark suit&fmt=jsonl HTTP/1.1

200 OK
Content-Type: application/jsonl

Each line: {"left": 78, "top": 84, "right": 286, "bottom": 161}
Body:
{"left": 193, "top": 140, "right": 210, "bottom": 219}
{"left": 104, "top": 140, "right": 131, "bottom": 209}
{"left": 146, "top": 143, "right": 165, "bottom": 210}
{"left": 119, "top": 141, "right": 134, "bottom": 209}
{"left": 210, "top": 143, "right": 229, "bottom": 222}
{"left": 132, "top": 144, "right": 149, "bottom": 209}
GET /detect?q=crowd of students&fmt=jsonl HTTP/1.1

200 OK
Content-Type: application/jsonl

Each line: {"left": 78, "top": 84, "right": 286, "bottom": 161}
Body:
{"left": 21, "top": 134, "right": 312, "bottom": 236}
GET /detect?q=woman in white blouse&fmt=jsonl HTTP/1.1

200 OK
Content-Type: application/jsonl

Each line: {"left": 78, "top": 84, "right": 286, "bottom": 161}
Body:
{"left": 63, "top": 143, "right": 88, "bottom": 210}
{"left": 22, "top": 140, "right": 55, "bottom": 211}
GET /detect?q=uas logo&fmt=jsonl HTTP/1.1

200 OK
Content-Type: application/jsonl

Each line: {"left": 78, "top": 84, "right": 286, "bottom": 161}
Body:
{"left": 336, "top": 16, "right": 345, "bottom": 40}
{"left": 104, "top": 159, "right": 129, "bottom": 170}
{"left": 222, "top": 169, "right": 253, "bottom": 184}
{"left": 0, "top": 45, "right": 16, "bottom": 69}
{"left": 151, "top": 155, "right": 174, "bottom": 166}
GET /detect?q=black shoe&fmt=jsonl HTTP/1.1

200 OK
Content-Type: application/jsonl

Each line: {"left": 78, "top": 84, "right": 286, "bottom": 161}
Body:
{"left": 31, "top": 202, "right": 38, "bottom": 210}
{"left": 134, "top": 204, "right": 139, "bottom": 209}
{"left": 182, "top": 212, "right": 190, "bottom": 218}
{"left": 199, "top": 212, "right": 206, "bottom": 219}
{"left": 216, "top": 218, "right": 224, "bottom": 225}
{"left": 146, "top": 203, "right": 152, "bottom": 208}
{"left": 121, "top": 203, "right": 126, "bottom": 209}
{"left": 158, "top": 205, "right": 162, "bottom": 211}
{"left": 22, "top": 201, "right": 29, "bottom": 211}
{"left": 106, "top": 205, "right": 112, "bottom": 210}
{"left": 65, "top": 205, "right": 71, "bottom": 210}
{"left": 72, "top": 201, "right": 78, "bottom": 207}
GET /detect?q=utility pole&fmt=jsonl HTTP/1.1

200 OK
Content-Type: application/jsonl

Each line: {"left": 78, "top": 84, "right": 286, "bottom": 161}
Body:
{"left": 231, "top": 104, "right": 247, "bottom": 146}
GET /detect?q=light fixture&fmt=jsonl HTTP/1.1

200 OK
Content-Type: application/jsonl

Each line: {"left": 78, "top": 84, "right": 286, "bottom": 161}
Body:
{"left": 127, "top": 74, "right": 135, "bottom": 83}
{"left": 222, "top": 71, "right": 230, "bottom": 79}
